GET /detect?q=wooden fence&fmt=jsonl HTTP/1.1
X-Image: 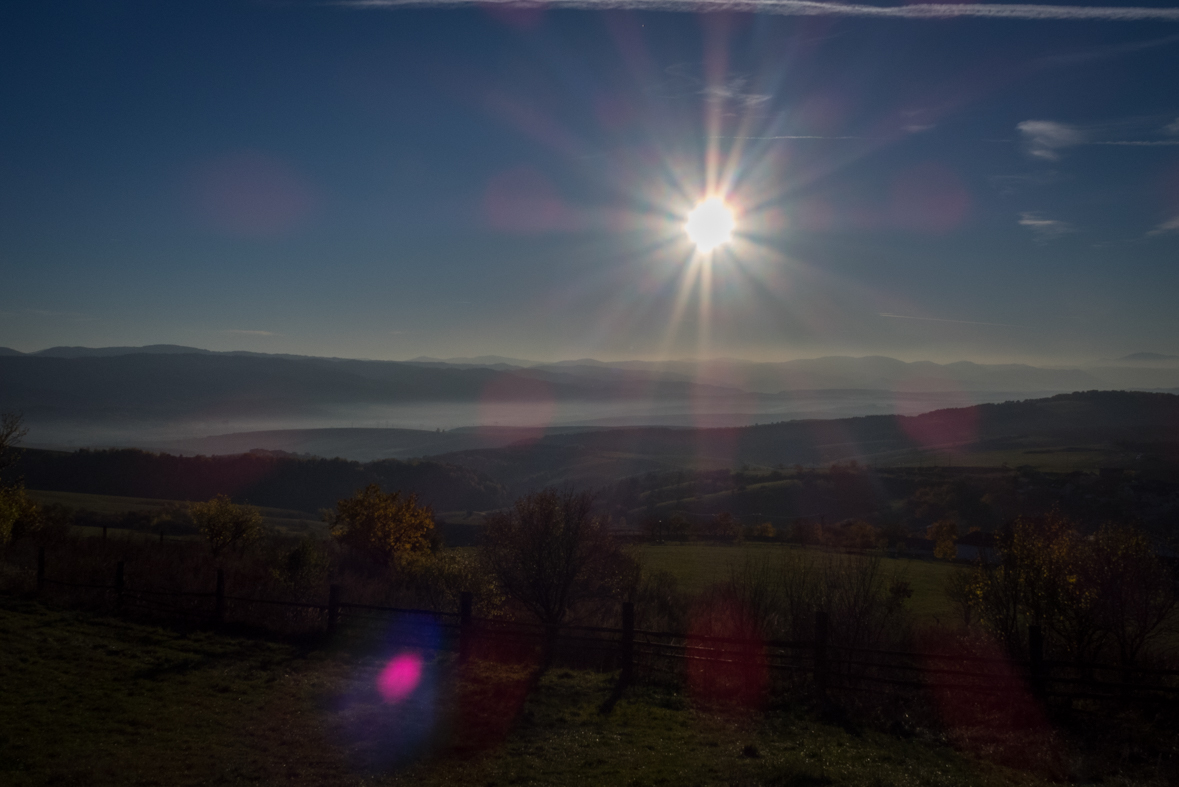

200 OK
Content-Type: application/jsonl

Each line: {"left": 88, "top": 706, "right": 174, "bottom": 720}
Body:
{"left": 29, "top": 547, "right": 1179, "bottom": 706}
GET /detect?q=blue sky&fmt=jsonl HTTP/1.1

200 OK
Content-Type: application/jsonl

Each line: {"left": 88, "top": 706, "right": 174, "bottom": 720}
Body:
{"left": 1, "top": 0, "right": 1178, "bottom": 364}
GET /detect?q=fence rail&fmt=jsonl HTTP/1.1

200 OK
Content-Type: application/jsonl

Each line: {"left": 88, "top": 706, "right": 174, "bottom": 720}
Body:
{"left": 24, "top": 546, "right": 1179, "bottom": 705}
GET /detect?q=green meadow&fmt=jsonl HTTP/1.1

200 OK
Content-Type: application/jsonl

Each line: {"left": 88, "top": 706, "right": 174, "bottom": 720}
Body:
{"left": 633, "top": 544, "right": 966, "bottom": 623}
{"left": 26, "top": 489, "right": 326, "bottom": 536}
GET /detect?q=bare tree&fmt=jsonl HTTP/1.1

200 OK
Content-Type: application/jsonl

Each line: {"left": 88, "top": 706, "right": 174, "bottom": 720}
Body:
{"left": 0, "top": 412, "right": 28, "bottom": 474}
{"left": 1092, "top": 525, "right": 1177, "bottom": 668}
{"left": 480, "top": 489, "right": 633, "bottom": 629}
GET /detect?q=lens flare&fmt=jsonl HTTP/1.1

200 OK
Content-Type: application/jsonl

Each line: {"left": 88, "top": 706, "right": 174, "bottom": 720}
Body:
{"left": 377, "top": 653, "right": 423, "bottom": 704}
{"left": 685, "top": 198, "right": 735, "bottom": 252}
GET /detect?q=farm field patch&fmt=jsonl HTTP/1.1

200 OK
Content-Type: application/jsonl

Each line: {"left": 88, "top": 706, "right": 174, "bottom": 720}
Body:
{"left": 633, "top": 544, "right": 965, "bottom": 622}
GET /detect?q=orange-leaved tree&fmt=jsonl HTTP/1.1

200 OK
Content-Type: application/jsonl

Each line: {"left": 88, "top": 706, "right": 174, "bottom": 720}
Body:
{"left": 190, "top": 494, "right": 264, "bottom": 559}
{"left": 327, "top": 484, "right": 434, "bottom": 566}
{"left": 927, "top": 519, "right": 958, "bottom": 560}
{"left": 0, "top": 412, "right": 40, "bottom": 547}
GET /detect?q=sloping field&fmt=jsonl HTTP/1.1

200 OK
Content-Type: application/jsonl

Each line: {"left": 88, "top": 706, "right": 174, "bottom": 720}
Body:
{"left": 0, "top": 598, "right": 1046, "bottom": 787}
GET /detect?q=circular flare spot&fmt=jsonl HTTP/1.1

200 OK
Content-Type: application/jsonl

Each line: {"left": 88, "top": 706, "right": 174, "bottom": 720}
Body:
{"left": 377, "top": 653, "right": 423, "bottom": 704}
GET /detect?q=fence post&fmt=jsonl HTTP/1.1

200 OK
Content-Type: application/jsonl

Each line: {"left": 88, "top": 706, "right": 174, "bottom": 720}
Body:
{"left": 36, "top": 547, "right": 45, "bottom": 594}
{"left": 458, "top": 591, "right": 473, "bottom": 664}
{"left": 327, "top": 584, "right": 341, "bottom": 637}
{"left": 1028, "top": 624, "right": 1045, "bottom": 699}
{"left": 621, "top": 601, "right": 635, "bottom": 684}
{"left": 114, "top": 561, "right": 124, "bottom": 610}
{"left": 214, "top": 568, "right": 225, "bottom": 624}
{"left": 102, "top": 526, "right": 108, "bottom": 542}
{"left": 814, "top": 610, "right": 829, "bottom": 697}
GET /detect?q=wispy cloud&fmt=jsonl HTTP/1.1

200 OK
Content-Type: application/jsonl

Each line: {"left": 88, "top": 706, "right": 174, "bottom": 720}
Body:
{"left": 879, "top": 312, "right": 1016, "bottom": 327}
{"left": 1036, "top": 33, "right": 1179, "bottom": 67}
{"left": 1089, "top": 139, "right": 1179, "bottom": 146}
{"left": 659, "top": 66, "right": 772, "bottom": 108}
{"left": 727, "top": 134, "right": 870, "bottom": 140}
{"left": 989, "top": 171, "right": 1060, "bottom": 194}
{"left": 1015, "top": 117, "right": 1179, "bottom": 156}
{"left": 1020, "top": 212, "right": 1075, "bottom": 242}
{"left": 1017, "top": 120, "right": 1084, "bottom": 160}
{"left": 701, "top": 77, "right": 771, "bottom": 108}
{"left": 222, "top": 329, "right": 279, "bottom": 336}
{"left": 1147, "top": 215, "right": 1179, "bottom": 236}
{"left": 337, "top": 0, "right": 1179, "bottom": 22}
{"left": 11, "top": 308, "right": 97, "bottom": 322}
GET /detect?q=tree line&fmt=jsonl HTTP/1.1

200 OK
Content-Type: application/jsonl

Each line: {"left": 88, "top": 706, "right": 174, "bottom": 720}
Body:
{"left": 2, "top": 445, "right": 506, "bottom": 513}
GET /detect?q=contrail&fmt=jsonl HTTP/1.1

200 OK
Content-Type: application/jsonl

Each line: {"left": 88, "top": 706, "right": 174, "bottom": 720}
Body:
{"left": 338, "top": 0, "right": 1179, "bottom": 22}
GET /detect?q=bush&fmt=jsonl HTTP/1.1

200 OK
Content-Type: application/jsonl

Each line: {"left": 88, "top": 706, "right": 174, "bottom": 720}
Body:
{"left": 480, "top": 489, "right": 635, "bottom": 627}
{"left": 699, "top": 551, "right": 912, "bottom": 652}
{"left": 748, "top": 522, "right": 777, "bottom": 541}
{"left": 960, "top": 514, "right": 1178, "bottom": 665}
{"left": 0, "top": 484, "right": 40, "bottom": 546}
{"left": 272, "top": 536, "right": 331, "bottom": 592}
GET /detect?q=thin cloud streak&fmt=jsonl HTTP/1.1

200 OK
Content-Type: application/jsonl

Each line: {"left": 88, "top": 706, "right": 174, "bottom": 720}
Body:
{"left": 1036, "top": 33, "right": 1179, "bottom": 66}
{"left": 1147, "top": 216, "right": 1179, "bottom": 236}
{"left": 1020, "top": 212, "right": 1075, "bottom": 242}
{"left": 1017, "top": 120, "right": 1084, "bottom": 160}
{"left": 338, "top": 0, "right": 1179, "bottom": 22}
{"left": 1089, "top": 140, "right": 1179, "bottom": 146}
{"left": 726, "top": 135, "right": 872, "bottom": 140}
{"left": 879, "top": 313, "right": 1018, "bottom": 327}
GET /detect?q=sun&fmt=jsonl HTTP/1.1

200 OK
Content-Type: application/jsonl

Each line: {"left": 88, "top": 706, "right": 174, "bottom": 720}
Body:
{"left": 684, "top": 198, "right": 735, "bottom": 253}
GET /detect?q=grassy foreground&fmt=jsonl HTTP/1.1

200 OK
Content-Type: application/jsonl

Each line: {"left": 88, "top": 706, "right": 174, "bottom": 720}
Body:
{"left": 0, "top": 597, "right": 1051, "bottom": 787}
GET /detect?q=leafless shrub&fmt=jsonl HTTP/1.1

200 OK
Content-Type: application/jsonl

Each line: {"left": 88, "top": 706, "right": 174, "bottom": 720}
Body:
{"left": 480, "top": 489, "right": 636, "bottom": 628}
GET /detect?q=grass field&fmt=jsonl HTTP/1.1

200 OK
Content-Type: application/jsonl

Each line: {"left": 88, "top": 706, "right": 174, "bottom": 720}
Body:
{"left": 26, "top": 489, "right": 326, "bottom": 535}
{"left": 633, "top": 544, "right": 966, "bottom": 623}
{"left": 870, "top": 443, "right": 1139, "bottom": 472}
{"left": 0, "top": 596, "right": 1052, "bottom": 787}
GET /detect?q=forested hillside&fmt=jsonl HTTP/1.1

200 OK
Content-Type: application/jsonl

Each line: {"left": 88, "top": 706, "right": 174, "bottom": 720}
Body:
{"left": 3, "top": 448, "right": 506, "bottom": 513}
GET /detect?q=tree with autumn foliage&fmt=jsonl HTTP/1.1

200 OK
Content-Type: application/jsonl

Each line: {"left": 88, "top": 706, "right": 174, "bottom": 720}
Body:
{"left": 959, "top": 512, "right": 1176, "bottom": 666}
{"left": 190, "top": 494, "right": 264, "bottom": 559}
{"left": 0, "top": 412, "right": 40, "bottom": 547}
{"left": 927, "top": 519, "right": 958, "bottom": 560}
{"left": 327, "top": 484, "right": 434, "bottom": 566}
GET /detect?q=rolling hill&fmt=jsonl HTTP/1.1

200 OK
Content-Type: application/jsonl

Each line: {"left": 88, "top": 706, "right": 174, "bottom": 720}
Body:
{"left": 426, "top": 391, "right": 1179, "bottom": 492}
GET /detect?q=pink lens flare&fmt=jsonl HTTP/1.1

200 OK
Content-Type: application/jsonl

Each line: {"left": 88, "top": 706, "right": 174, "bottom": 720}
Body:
{"left": 377, "top": 653, "right": 423, "bottom": 704}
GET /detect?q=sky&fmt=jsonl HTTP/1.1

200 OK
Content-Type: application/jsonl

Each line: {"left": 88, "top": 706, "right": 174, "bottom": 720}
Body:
{"left": 1, "top": 0, "right": 1178, "bottom": 365}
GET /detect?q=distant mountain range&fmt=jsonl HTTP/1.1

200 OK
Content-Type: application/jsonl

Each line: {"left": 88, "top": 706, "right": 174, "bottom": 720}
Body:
{"left": 2, "top": 345, "right": 1179, "bottom": 449}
